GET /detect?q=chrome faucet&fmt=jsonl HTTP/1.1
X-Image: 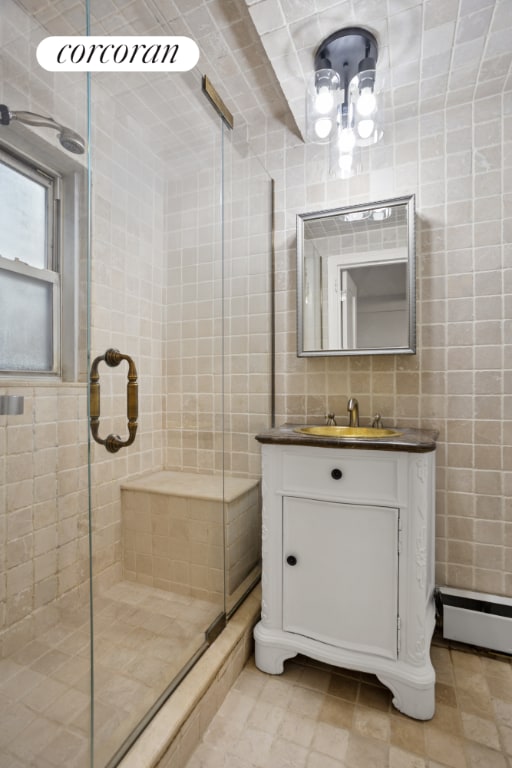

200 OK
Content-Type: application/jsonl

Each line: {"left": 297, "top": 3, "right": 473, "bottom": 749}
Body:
{"left": 347, "top": 397, "right": 359, "bottom": 427}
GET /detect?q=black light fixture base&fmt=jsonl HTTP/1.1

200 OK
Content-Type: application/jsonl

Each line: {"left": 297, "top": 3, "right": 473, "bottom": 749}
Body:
{"left": 314, "top": 27, "right": 378, "bottom": 86}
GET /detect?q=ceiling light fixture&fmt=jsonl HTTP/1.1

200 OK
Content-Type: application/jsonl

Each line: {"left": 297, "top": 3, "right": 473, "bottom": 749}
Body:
{"left": 306, "top": 27, "right": 383, "bottom": 178}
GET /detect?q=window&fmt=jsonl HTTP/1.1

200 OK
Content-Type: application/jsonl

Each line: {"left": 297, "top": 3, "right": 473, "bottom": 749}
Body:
{"left": 0, "top": 142, "right": 83, "bottom": 379}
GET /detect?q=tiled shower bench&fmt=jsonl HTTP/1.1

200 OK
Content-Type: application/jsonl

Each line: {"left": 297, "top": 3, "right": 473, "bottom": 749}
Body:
{"left": 120, "top": 471, "right": 261, "bottom": 610}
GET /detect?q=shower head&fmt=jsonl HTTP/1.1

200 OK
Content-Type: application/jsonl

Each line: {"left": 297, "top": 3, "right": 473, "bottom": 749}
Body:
{"left": 56, "top": 127, "right": 86, "bottom": 155}
{"left": 0, "top": 104, "right": 85, "bottom": 155}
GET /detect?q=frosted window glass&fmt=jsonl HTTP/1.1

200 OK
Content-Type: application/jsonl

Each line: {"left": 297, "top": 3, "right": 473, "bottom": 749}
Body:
{"left": 0, "top": 269, "right": 53, "bottom": 371}
{"left": 0, "top": 162, "right": 47, "bottom": 268}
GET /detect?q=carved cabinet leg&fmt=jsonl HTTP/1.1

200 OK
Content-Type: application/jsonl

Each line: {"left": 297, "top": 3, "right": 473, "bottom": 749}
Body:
{"left": 377, "top": 669, "right": 436, "bottom": 720}
{"left": 254, "top": 622, "right": 297, "bottom": 674}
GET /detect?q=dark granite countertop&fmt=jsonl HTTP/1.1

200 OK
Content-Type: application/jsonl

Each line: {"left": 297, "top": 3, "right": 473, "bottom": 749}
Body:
{"left": 256, "top": 423, "right": 438, "bottom": 453}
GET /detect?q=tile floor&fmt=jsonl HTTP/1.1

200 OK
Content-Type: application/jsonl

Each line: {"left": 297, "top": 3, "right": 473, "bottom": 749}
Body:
{"left": 0, "top": 581, "right": 219, "bottom": 768}
{"left": 186, "top": 641, "right": 512, "bottom": 768}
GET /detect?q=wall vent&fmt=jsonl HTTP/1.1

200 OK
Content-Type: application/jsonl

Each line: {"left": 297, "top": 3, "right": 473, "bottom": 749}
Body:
{"left": 438, "top": 587, "right": 512, "bottom": 655}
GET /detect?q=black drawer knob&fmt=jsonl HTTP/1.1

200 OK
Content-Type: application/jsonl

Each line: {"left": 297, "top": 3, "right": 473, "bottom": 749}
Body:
{"left": 331, "top": 468, "right": 343, "bottom": 480}
{"left": 286, "top": 555, "right": 297, "bottom": 566}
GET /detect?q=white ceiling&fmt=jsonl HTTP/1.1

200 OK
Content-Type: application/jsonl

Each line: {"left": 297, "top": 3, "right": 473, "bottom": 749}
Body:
{"left": 15, "top": 0, "right": 512, "bottom": 165}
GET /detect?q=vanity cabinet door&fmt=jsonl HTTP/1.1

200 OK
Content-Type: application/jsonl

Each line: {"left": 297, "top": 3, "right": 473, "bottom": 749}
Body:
{"left": 282, "top": 496, "right": 399, "bottom": 660}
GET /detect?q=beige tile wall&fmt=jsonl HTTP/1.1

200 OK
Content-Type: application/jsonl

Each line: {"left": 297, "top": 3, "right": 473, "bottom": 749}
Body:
{"left": 0, "top": 1, "right": 271, "bottom": 657}
{"left": 0, "top": 1, "right": 90, "bottom": 656}
{"left": 165, "top": 126, "right": 273, "bottom": 480}
{"left": 249, "top": 86, "right": 511, "bottom": 597}
{"left": 0, "top": 385, "right": 90, "bottom": 656}
{"left": 87, "top": 77, "right": 167, "bottom": 594}
{"left": 165, "top": 147, "right": 223, "bottom": 475}
{"left": 223, "top": 140, "right": 274, "bottom": 478}
{"left": 0, "top": 0, "right": 167, "bottom": 651}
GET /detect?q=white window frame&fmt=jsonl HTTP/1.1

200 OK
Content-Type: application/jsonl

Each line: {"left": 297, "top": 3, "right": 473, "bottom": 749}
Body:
{"left": 0, "top": 134, "right": 84, "bottom": 382}
{"left": 0, "top": 146, "right": 61, "bottom": 375}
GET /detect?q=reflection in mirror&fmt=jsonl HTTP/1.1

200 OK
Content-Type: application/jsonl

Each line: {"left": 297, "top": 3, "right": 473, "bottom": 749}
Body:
{"left": 297, "top": 195, "right": 416, "bottom": 356}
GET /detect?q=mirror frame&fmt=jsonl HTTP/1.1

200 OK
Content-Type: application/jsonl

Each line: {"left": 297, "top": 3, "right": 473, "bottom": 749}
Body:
{"left": 296, "top": 194, "right": 416, "bottom": 357}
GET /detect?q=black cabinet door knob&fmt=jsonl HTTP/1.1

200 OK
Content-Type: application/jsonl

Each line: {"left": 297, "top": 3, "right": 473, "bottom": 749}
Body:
{"left": 286, "top": 555, "right": 297, "bottom": 566}
{"left": 331, "top": 468, "right": 343, "bottom": 480}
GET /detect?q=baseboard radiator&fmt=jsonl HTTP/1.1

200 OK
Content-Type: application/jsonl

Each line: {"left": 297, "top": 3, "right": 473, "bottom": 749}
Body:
{"left": 437, "top": 587, "right": 512, "bottom": 655}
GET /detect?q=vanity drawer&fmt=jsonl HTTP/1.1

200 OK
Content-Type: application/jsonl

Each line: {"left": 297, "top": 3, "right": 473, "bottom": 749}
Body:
{"left": 280, "top": 449, "right": 400, "bottom": 505}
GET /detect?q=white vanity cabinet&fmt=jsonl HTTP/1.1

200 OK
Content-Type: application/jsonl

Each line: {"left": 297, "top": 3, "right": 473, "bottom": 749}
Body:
{"left": 254, "top": 437, "right": 437, "bottom": 720}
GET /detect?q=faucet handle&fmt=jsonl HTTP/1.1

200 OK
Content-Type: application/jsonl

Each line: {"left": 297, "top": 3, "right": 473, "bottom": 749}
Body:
{"left": 371, "top": 413, "right": 383, "bottom": 429}
{"left": 326, "top": 412, "right": 337, "bottom": 426}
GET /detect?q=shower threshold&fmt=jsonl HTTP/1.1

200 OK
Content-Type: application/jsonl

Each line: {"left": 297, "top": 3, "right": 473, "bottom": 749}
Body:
{"left": 118, "top": 583, "right": 261, "bottom": 768}
{"left": 107, "top": 569, "right": 261, "bottom": 768}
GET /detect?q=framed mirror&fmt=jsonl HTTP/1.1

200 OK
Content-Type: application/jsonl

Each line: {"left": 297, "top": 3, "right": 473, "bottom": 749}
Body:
{"left": 296, "top": 195, "right": 416, "bottom": 357}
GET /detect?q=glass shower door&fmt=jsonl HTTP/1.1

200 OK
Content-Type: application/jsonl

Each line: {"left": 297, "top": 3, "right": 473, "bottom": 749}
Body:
{"left": 0, "top": 2, "right": 92, "bottom": 767}
{"left": 85, "top": 11, "right": 227, "bottom": 761}
{"left": 1, "top": 2, "right": 273, "bottom": 766}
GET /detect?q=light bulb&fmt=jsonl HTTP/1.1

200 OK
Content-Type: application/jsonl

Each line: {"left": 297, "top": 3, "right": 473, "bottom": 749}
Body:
{"left": 314, "top": 116, "right": 333, "bottom": 140}
{"left": 357, "top": 118, "right": 375, "bottom": 139}
{"left": 315, "top": 86, "right": 334, "bottom": 115}
{"left": 344, "top": 211, "right": 369, "bottom": 221}
{"left": 338, "top": 127, "right": 356, "bottom": 153}
{"left": 357, "top": 86, "right": 376, "bottom": 117}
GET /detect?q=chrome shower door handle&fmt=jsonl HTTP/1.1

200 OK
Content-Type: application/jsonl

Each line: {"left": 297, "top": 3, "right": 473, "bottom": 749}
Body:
{"left": 89, "top": 348, "right": 138, "bottom": 453}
